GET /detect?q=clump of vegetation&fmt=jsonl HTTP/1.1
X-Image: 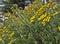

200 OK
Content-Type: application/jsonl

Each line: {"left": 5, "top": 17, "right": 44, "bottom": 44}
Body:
{"left": 0, "top": 0, "right": 60, "bottom": 44}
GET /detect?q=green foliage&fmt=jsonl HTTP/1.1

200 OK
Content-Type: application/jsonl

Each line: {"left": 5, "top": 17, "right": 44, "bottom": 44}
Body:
{"left": 2, "top": 0, "right": 60, "bottom": 44}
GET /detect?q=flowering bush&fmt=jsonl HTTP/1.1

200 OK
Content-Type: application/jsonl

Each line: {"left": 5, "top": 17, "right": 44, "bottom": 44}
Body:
{"left": 0, "top": 0, "right": 60, "bottom": 44}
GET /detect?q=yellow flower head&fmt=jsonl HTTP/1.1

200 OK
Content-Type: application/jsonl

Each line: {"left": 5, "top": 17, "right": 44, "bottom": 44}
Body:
{"left": 58, "top": 26, "right": 60, "bottom": 31}
{"left": 36, "top": 6, "right": 45, "bottom": 15}
{"left": 41, "top": 21, "right": 46, "bottom": 26}
{"left": 30, "top": 15, "right": 35, "bottom": 20}
{"left": 46, "top": 3, "right": 50, "bottom": 8}
{"left": 4, "top": 13, "right": 10, "bottom": 17}
{"left": 10, "top": 32, "right": 15, "bottom": 37}
{"left": 30, "top": 20, "right": 34, "bottom": 23}
{"left": 38, "top": 14, "right": 47, "bottom": 21}
{"left": 53, "top": 5, "right": 58, "bottom": 9}
{"left": 53, "top": 11, "right": 59, "bottom": 16}
{"left": 0, "top": 38, "right": 3, "bottom": 41}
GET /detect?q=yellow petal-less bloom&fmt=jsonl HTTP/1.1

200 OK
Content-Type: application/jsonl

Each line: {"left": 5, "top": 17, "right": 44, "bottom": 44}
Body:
{"left": 36, "top": 11, "right": 41, "bottom": 15}
{"left": 36, "top": 6, "right": 45, "bottom": 15}
{"left": 43, "top": 17, "right": 50, "bottom": 22}
{"left": 53, "top": 12, "right": 59, "bottom": 16}
{"left": 24, "top": 4, "right": 36, "bottom": 15}
{"left": 53, "top": 5, "right": 58, "bottom": 10}
{"left": 30, "top": 20, "right": 34, "bottom": 23}
{"left": 10, "top": 32, "right": 15, "bottom": 37}
{"left": 41, "top": 21, "right": 46, "bottom": 26}
{"left": 38, "top": 14, "right": 47, "bottom": 21}
{"left": 4, "top": 13, "right": 10, "bottom": 17}
{"left": 8, "top": 39, "right": 16, "bottom": 44}
{"left": 0, "top": 38, "right": 3, "bottom": 41}
{"left": 55, "top": 12, "right": 59, "bottom": 14}
{"left": 47, "top": 17, "right": 51, "bottom": 22}
{"left": 30, "top": 15, "right": 35, "bottom": 23}
{"left": 45, "top": 15, "right": 51, "bottom": 22}
{"left": 30, "top": 15, "right": 35, "bottom": 20}
{"left": 58, "top": 26, "right": 60, "bottom": 31}
{"left": 43, "top": 18, "right": 47, "bottom": 22}
{"left": 2, "top": 34, "right": 5, "bottom": 37}
{"left": 46, "top": 3, "right": 50, "bottom": 8}
{"left": 3, "top": 26, "right": 6, "bottom": 29}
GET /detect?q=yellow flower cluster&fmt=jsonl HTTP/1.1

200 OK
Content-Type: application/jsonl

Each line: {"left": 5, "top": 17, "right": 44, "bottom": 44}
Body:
{"left": 24, "top": 0, "right": 42, "bottom": 15}
{"left": 36, "top": 3, "right": 51, "bottom": 15}
{"left": 38, "top": 14, "right": 47, "bottom": 21}
{"left": 46, "top": 3, "right": 51, "bottom": 8}
{"left": 38, "top": 13, "right": 51, "bottom": 26}
{"left": 8, "top": 39, "right": 16, "bottom": 44}
{"left": 3, "top": 13, "right": 13, "bottom": 22}
{"left": 3, "top": 13, "right": 10, "bottom": 17}
{"left": 30, "top": 15, "right": 35, "bottom": 23}
{"left": 0, "top": 26, "right": 16, "bottom": 44}
{"left": 28, "top": 0, "right": 59, "bottom": 27}
{"left": 36, "top": 6, "right": 45, "bottom": 15}
{"left": 29, "top": 1, "right": 53, "bottom": 25}
{"left": 43, "top": 15, "right": 51, "bottom": 22}
{"left": 53, "top": 11, "right": 59, "bottom": 16}
{"left": 53, "top": 5, "right": 58, "bottom": 10}
{"left": 24, "top": 4, "right": 37, "bottom": 15}
{"left": 51, "top": 2, "right": 58, "bottom": 10}
{"left": 0, "top": 26, "right": 11, "bottom": 35}
{"left": 0, "top": 26, "right": 15, "bottom": 37}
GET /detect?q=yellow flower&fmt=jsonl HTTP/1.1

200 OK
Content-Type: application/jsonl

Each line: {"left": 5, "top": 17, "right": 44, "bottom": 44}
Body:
{"left": 2, "top": 35, "right": 5, "bottom": 37}
{"left": 4, "top": 13, "right": 10, "bottom": 17}
{"left": 36, "top": 11, "right": 41, "bottom": 15}
{"left": 22, "top": 19, "right": 25, "bottom": 22}
{"left": 30, "top": 20, "right": 34, "bottom": 23}
{"left": 25, "top": 4, "right": 36, "bottom": 14}
{"left": 10, "top": 32, "right": 15, "bottom": 37}
{"left": 45, "top": 15, "right": 51, "bottom": 22}
{"left": 38, "top": 14, "right": 46, "bottom": 21}
{"left": 8, "top": 39, "right": 16, "bottom": 44}
{"left": 53, "top": 12, "right": 59, "bottom": 16}
{"left": 42, "top": 14, "right": 51, "bottom": 24}
{"left": 3, "top": 26, "right": 6, "bottom": 29}
{"left": 55, "top": 12, "right": 58, "bottom": 14}
{"left": 46, "top": 3, "right": 50, "bottom": 8}
{"left": 29, "top": 5, "right": 35, "bottom": 10}
{"left": 49, "top": 8, "right": 52, "bottom": 10}
{"left": 36, "top": 6, "right": 45, "bottom": 15}
{"left": 43, "top": 18, "right": 47, "bottom": 22}
{"left": 0, "top": 38, "right": 3, "bottom": 41}
{"left": 53, "top": 5, "right": 57, "bottom": 9}
{"left": 58, "top": 26, "right": 60, "bottom": 31}
{"left": 10, "top": 6, "right": 14, "bottom": 9}
{"left": 8, "top": 40, "right": 13, "bottom": 44}
{"left": 41, "top": 21, "right": 46, "bottom": 26}
{"left": 30, "top": 15, "right": 35, "bottom": 20}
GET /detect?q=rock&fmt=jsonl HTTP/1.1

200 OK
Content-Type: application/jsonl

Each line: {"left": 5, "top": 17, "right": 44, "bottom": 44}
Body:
{"left": 0, "top": 23, "right": 3, "bottom": 27}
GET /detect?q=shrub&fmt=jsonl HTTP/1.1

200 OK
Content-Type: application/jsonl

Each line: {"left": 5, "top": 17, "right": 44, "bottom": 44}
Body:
{"left": 1, "top": 0, "right": 60, "bottom": 44}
